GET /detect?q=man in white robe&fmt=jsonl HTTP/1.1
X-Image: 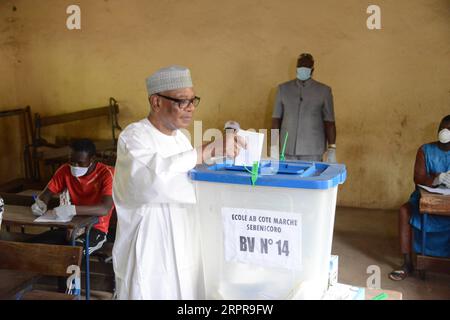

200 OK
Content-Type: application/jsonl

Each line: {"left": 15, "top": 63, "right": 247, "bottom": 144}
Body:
{"left": 112, "top": 65, "right": 244, "bottom": 299}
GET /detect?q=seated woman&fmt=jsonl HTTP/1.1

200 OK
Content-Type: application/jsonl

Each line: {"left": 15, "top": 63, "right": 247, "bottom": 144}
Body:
{"left": 389, "top": 115, "right": 450, "bottom": 281}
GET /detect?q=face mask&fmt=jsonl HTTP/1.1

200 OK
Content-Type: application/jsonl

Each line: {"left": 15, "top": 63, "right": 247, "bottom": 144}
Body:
{"left": 70, "top": 164, "right": 91, "bottom": 177}
{"left": 438, "top": 128, "right": 450, "bottom": 144}
{"left": 297, "top": 67, "right": 312, "bottom": 81}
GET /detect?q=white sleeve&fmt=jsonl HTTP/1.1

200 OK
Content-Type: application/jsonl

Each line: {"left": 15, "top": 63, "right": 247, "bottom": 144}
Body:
{"left": 124, "top": 138, "right": 197, "bottom": 174}
{"left": 113, "top": 134, "right": 197, "bottom": 206}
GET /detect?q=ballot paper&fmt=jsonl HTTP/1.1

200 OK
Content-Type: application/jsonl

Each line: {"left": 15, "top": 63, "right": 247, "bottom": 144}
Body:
{"left": 234, "top": 130, "right": 265, "bottom": 167}
{"left": 34, "top": 210, "right": 73, "bottom": 223}
{"left": 418, "top": 184, "right": 450, "bottom": 196}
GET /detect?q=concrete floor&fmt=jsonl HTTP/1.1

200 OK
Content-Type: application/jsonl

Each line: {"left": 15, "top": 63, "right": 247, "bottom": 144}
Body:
{"left": 333, "top": 207, "right": 450, "bottom": 300}
{"left": 89, "top": 206, "right": 449, "bottom": 300}
{"left": 80, "top": 206, "right": 450, "bottom": 300}
{"left": 4, "top": 206, "right": 449, "bottom": 300}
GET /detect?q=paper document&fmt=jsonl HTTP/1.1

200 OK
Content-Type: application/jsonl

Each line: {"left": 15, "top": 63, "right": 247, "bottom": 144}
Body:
{"left": 34, "top": 211, "right": 73, "bottom": 223}
{"left": 418, "top": 184, "right": 450, "bottom": 196}
{"left": 234, "top": 130, "right": 265, "bottom": 167}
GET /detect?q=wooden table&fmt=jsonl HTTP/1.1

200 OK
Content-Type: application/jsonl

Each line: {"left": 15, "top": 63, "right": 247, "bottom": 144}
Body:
{"left": 417, "top": 189, "right": 450, "bottom": 278}
{"left": 0, "top": 269, "right": 38, "bottom": 300}
{"left": 2, "top": 205, "right": 99, "bottom": 300}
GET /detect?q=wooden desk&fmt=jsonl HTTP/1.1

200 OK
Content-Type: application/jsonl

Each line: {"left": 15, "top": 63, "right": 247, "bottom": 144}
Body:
{"left": 2, "top": 205, "right": 98, "bottom": 300}
{"left": 0, "top": 269, "right": 38, "bottom": 300}
{"left": 3, "top": 205, "right": 97, "bottom": 230}
{"left": 419, "top": 189, "right": 450, "bottom": 213}
{"left": 417, "top": 189, "right": 450, "bottom": 278}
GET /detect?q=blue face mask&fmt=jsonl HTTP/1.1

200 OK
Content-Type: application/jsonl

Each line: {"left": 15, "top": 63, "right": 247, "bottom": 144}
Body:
{"left": 297, "top": 67, "right": 311, "bottom": 81}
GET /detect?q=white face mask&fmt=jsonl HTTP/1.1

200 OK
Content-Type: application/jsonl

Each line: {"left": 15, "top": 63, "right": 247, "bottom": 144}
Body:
{"left": 297, "top": 67, "right": 312, "bottom": 81}
{"left": 438, "top": 128, "right": 450, "bottom": 144}
{"left": 70, "top": 164, "right": 91, "bottom": 177}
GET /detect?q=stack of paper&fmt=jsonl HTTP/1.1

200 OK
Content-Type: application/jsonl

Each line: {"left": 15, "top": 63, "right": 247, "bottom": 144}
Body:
{"left": 34, "top": 211, "right": 73, "bottom": 223}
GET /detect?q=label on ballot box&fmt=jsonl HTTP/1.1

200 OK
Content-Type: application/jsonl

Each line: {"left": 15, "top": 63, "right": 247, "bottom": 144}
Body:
{"left": 222, "top": 207, "right": 302, "bottom": 270}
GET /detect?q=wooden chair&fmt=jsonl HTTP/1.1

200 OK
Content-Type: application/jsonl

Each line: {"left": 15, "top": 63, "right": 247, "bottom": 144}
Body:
{"left": 32, "top": 97, "right": 121, "bottom": 180}
{"left": 0, "top": 179, "right": 47, "bottom": 194}
{"left": 0, "top": 240, "right": 82, "bottom": 300}
{"left": 0, "top": 106, "right": 35, "bottom": 183}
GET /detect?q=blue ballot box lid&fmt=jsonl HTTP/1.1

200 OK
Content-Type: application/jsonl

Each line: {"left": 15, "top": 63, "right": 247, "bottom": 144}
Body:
{"left": 189, "top": 160, "right": 347, "bottom": 189}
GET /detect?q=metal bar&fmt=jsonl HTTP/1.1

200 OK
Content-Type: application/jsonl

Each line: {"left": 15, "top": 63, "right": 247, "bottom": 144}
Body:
{"left": 71, "top": 216, "right": 97, "bottom": 300}
{"left": 84, "top": 223, "right": 94, "bottom": 300}
{"left": 421, "top": 213, "right": 428, "bottom": 256}
{"left": 71, "top": 227, "right": 78, "bottom": 246}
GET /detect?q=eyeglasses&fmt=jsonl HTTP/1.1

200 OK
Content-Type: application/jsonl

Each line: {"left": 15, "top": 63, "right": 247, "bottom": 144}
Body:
{"left": 156, "top": 94, "right": 201, "bottom": 110}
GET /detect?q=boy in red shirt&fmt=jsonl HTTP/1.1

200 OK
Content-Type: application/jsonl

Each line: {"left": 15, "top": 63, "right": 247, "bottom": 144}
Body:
{"left": 31, "top": 138, "right": 115, "bottom": 254}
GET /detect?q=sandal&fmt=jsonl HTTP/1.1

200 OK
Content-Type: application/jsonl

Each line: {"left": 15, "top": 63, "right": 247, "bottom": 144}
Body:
{"left": 388, "top": 269, "right": 408, "bottom": 281}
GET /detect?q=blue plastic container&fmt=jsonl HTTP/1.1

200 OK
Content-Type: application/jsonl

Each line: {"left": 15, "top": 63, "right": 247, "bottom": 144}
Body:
{"left": 189, "top": 160, "right": 346, "bottom": 300}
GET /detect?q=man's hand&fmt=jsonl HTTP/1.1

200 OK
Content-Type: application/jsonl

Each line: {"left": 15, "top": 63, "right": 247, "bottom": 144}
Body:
{"left": 31, "top": 198, "right": 47, "bottom": 216}
{"left": 201, "top": 133, "right": 247, "bottom": 163}
{"left": 325, "top": 147, "right": 337, "bottom": 163}
{"left": 54, "top": 205, "right": 77, "bottom": 220}
{"left": 433, "top": 172, "right": 450, "bottom": 188}
{"left": 224, "top": 133, "right": 246, "bottom": 158}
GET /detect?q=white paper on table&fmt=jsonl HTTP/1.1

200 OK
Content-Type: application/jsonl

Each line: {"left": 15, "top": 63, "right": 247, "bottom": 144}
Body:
{"left": 234, "top": 130, "right": 265, "bottom": 167}
{"left": 34, "top": 211, "right": 73, "bottom": 223}
{"left": 418, "top": 184, "right": 450, "bottom": 196}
